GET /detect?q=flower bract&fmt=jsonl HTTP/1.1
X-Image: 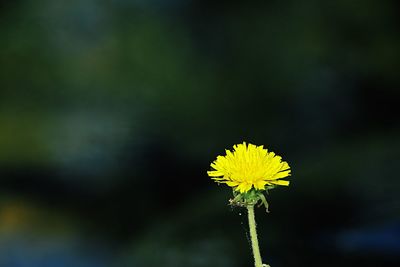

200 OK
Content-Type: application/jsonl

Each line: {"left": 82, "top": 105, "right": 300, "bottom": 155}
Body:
{"left": 208, "top": 142, "right": 291, "bottom": 193}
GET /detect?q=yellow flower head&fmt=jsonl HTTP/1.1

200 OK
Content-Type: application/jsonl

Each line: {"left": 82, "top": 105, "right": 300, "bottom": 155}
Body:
{"left": 208, "top": 142, "right": 291, "bottom": 193}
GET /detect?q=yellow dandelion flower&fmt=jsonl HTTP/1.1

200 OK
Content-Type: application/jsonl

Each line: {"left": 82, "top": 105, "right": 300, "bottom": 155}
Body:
{"left": 207, "top": 142, "right": 291, "bottom": 193}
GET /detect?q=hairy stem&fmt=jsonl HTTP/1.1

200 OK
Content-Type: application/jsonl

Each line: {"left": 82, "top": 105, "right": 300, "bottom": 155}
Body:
{"left": 247, "top": 204, "right": 264, "bottom": 267}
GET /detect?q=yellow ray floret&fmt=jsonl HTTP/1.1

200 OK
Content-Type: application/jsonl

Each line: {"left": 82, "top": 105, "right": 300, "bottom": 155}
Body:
{"left": 207, "top": 142, "right": 291, "bottom": 193}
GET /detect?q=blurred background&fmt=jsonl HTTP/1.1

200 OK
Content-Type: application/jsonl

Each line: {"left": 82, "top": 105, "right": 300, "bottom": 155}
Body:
{"left": 0, "top": 0, "right": 399, "bottom": 266}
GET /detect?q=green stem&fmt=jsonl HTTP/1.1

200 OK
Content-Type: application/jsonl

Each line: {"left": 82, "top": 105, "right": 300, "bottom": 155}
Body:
{"left": 247, "top": 204, "right": 264, "bottom": 267}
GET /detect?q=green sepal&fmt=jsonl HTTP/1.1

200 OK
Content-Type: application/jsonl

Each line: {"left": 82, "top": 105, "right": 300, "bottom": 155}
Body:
{"left": 229, "top": 188, "right": 270, "bottom": 212}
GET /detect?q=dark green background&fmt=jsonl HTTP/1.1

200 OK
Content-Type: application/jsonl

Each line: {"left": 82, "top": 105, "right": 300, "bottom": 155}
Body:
{"left": 0, "top": 0, "right": 399, "bottom": 266}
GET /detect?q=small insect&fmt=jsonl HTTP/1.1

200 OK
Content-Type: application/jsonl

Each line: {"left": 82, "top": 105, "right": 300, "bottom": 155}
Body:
{"left": 228, "top": 189, "right": 270, "bottom": 212}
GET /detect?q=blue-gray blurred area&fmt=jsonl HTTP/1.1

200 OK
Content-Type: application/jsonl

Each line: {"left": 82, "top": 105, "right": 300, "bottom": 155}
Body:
{"left": 0, "top": 0, "right": 399, "bottom": 266}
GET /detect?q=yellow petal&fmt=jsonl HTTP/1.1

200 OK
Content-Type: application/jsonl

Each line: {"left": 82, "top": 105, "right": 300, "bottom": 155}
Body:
{"left": 237, "top": 183, "right": 252, "bottom": 193}
{"left": 270, "top": 180, "right": 290, "bottom": 186}
{"left": 280, "top": 161, "right": 290, "bottom": 171}
{"left": 207, "top": 171, "right": 224, "bottom": 177}
{"left": 271, "top": 170, "right": 291, "bottom": 179}
{"left": 212, "top": 177, "right": 226, "bottom": 181}
{"left": 226, "top": 181, "right": 239, "bottom": 187}
{"left": 254, "top": 180, "right": 267, "bottom": 190}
